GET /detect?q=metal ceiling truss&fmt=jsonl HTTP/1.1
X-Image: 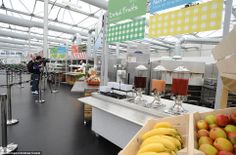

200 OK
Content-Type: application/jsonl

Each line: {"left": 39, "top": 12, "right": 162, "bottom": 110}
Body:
{"left": 0, "top": 7, "right": 89, "bottom": 30}
{"left": 37, "top": 0, "right": 99, "bottom": 19}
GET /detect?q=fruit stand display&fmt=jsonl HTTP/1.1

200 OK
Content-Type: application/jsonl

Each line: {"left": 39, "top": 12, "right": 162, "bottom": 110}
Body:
{"left": 119, "top": 107, "right": 236, "bottom": 155}
{"left": 119, "top": 115, "right": 189, "bottom": 155}
{"left": 192, "top": 107, "right": 236, "bottom": 155}
{"left": 86, "top": 68, "right": 100, "bottom": 86}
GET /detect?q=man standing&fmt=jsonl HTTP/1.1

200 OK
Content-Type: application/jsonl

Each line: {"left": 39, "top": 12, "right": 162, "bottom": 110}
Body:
{"left": 31, "top": 56, "right": 42, "bottom": 95}
{"left": 27, "top": 55, "right": 35, "bottom": 87}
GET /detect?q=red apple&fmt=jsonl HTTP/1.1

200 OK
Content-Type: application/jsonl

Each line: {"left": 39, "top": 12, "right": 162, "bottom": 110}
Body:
{"left": 209, "top": 127, "right": 227, "bottom": 140}
{"left": 216, "top": 114, "right": 230, "bottom": 127}
{"left": 234, "top": 144, "right": 236, "bottom": 154}
{"left": 230, "top": 111, "right": 236, "bottom": 124}
{"left": 197, "top": 120, "right": 209, "bottom": 130}
{"left": 228, "top": 132, "right": 236, "bottom": 145}
{"left": 217, "top": 151, "right": 234, "bottom": 155}
{"left": 198, "top": 129, "right": 209, "bottom": 138}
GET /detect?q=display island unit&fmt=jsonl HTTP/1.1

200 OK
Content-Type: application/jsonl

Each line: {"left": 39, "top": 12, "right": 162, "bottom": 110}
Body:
{"left": 78, "top": 92, "right": 212, "bottom": 149}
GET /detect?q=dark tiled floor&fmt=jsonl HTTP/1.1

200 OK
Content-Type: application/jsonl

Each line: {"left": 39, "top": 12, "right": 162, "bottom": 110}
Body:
{"left": 0, "top": 79, "right": 121, "bottom": 155}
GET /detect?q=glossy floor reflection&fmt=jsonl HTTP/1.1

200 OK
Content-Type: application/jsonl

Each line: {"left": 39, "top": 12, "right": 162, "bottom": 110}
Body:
{"left": 0, "top": 80, "right": 121, "bottom": 155}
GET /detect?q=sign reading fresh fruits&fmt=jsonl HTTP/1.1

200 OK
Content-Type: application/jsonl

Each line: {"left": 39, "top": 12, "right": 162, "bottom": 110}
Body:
{"left": 108, "top": 0, "right": 147, "bottom": 23}
{"left": 196, "top": 112, "right": 236, "bottom": 155}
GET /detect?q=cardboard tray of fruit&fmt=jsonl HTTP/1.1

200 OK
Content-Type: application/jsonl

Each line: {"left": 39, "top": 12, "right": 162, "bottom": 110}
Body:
{"left": 191, "top": 107, "right": 236, "bottom": 155}
{"left": 119, "top": 114, "right": 190, "bottom": 155}
{"left": 86, "top": 80, "right": 100, "bottom": 86}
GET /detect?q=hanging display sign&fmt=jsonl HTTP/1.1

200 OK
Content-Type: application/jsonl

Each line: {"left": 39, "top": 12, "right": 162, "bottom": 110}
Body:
{"left": 50, "top": 47, "right": 58, "bottom": 59}
{"left": 50, "top": 46, "right": 67, "bottom": 59}
{"left": 95, "top": 13, "right": 104, "bottom": 40}
{"left": 94, "top": 33, "right": 103, "bottom": 51}
{"left": 149, "top": 0, "right": 223, "bottom": 38}
{"left": 57, "top": 46, "right": 67, "bottom": 59}
{"left": 108, "top": 0, "right": 147, "bottom": 23}
{"left": 71, "top": 44, "right": 79, "bottom": 59}
{"left": 107, "top": 18, "right": 146, "bottom": 43}
{"left": 71, "top": 44, "right": 86, "bottom": 60}
{"left": 150, "top": 0, "right": 198, "bottom": 13}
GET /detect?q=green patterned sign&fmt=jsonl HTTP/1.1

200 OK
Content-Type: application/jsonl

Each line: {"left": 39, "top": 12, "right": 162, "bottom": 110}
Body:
{"left": 107, "top": 18, "right": 146, "bottom": 43}
{"left": 108, "top": 0, "right": 147, "bottom": 23}
{"left": 50, "top": 47, "right": 57, "bottom": 59}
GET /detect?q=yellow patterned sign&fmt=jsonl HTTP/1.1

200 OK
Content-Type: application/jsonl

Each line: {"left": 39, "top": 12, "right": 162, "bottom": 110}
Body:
{"left": 149, "top": 0, "right": 223, "bottom": 38}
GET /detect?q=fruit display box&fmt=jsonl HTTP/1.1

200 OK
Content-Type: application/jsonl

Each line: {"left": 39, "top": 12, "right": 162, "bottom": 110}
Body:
{"left": 119, "top": 115, "right": 190, "bottom": 155}
{"left": 191, "top": 107, "right": 236, "bottom": 155}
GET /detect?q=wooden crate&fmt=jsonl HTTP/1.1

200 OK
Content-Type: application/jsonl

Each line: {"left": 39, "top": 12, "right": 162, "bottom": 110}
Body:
{"left": 119, "top": 115, "right": 190, "bottom": 155}
{"left": 212, "top": 27, "right": 236, "bottom": 108}
{"left": 190, "top": 107, "right": 236, "bottom": 155}
{"left": 83, "top": 90, "right": 97, "bottom": 122}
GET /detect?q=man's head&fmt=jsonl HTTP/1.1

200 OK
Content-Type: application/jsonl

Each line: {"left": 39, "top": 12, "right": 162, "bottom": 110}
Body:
{"left": 35, "top": 56, "right": 42, "bottom": 62}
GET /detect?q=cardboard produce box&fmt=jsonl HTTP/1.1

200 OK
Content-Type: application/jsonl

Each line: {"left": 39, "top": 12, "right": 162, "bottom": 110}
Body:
{"left": 119, "top": 115, "right": 190, "bottom": 155}
{"left": 191, "top": 107, "right": 236, "bottom": 155}
{"left": 212, "top": 27, "right": 236, "bottom": 93}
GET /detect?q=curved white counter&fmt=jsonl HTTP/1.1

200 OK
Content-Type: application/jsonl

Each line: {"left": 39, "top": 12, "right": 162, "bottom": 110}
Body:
{"left": 78, "top": 93, "right": 212, "bottom": 149}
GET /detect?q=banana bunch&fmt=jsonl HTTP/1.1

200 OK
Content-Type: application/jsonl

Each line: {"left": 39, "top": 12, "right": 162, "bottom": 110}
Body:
{"left": 136, "top": 122, "right": 183, "bottom": 155}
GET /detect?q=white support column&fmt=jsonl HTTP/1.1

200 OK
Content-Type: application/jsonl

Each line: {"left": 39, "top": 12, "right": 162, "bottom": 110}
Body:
{"left": 87, "top": 32, "right": 93, "bottom": 67}
{"left": 214, "top": 0, "right": 233, "bottom": 109}
{"left": 101, "top": 13, "right": 109, "bottom": 86}
{"left": 104, "top": 13, "right": 109, "bottom": 85}
{"left": 116, "top": 43, "right": 120, "bottom": 56}
{"left": 43, "top": 0, "right": 49, "bottom": 58}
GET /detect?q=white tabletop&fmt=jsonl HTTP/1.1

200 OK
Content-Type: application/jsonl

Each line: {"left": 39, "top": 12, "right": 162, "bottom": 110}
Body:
{"left": 78, "top": 93, "right": 212, "bottom": 126}
{"left": 71, "top": 81, "right": 99, "bottom": 92}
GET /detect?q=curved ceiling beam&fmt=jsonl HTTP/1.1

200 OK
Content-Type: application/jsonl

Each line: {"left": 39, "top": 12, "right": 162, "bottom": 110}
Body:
{"left": 0, "top": 37, "right": 60, "bottom": 47}
{"left": 0, "top": 7, "right": 89, "bottom": 30}
{"left": 0, "top": 29, "right": 71, "bottom": 44}
{"left": 0, "top": 14, "right": 89, "bottom": 37}
{"left": 0, "top": 42, "right": 39, "bottom": 49}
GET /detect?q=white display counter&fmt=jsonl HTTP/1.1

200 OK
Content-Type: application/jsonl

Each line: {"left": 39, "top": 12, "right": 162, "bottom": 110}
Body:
{"left": 78, "top": 93, "right": 212, "bottom": 148}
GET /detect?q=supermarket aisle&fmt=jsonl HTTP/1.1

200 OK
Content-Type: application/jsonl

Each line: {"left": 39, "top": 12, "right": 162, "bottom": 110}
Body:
{"left": 0, "top": 81, "right": 121, "bottom": 155}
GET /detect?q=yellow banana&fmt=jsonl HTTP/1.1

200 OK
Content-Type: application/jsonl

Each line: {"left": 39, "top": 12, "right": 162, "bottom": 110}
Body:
{"left": 137, "top": 152, "right": 161, "bottom": 155}
{"left": 154, "top": 122, "right": 172, "bottom": 129}
{"left": 175, "top": 135, "right": 183, "bottom": 144}
{"left": 171, "top": 151, "right": 177, "bottom": 155}
{"left": 156, "top": 153, "right": 172, "bottom": 155}
{"left": 138, "top": 143, "right": 167, "bottom": 153}
{"left": 160, "top": 135, "right": 182, "bottom": 150}
{"left": 142, "top": 128, "right": 178, "bottom": 141}
{"left": 138, "top": 152, "right": 172, "bottom": 155}
{"left": 141, "top": 136, "right": 176, "bottom": 151}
